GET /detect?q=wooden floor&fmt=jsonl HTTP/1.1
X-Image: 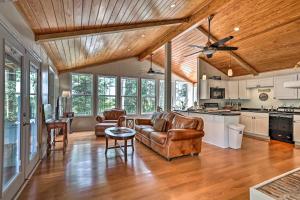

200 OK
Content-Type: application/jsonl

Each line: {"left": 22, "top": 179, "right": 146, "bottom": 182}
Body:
{"left": 19, "top": 132, "right": 300, "bottom": 200}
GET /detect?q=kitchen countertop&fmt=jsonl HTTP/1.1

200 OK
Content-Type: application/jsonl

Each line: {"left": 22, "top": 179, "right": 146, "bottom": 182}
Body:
{"left": 175, "top": 110, "right": 241, "bottom": 116}
{"left": 241, "top": 108, "right": 300, "bottom": 115}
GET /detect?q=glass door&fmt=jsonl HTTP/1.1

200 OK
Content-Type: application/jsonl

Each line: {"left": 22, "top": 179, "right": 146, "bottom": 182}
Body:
{"left": 25, "top": 59, "right": 40, "bottom": 177}
{"left": 2, "top": 43, "right": 25, "bottom": 199}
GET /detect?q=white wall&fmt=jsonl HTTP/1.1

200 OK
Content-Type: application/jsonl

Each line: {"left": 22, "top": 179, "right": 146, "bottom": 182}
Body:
{"left": 59, "top": 57, "right": 193, "bottom": 131}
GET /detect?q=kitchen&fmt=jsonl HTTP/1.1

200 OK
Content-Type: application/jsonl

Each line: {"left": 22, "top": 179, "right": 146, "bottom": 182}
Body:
{"left": 179, "top": 68, "right": 300, "bottom": 149}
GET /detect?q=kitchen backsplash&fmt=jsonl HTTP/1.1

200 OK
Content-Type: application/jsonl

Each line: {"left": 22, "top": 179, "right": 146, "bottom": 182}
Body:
{"left": 241, "top": 88, "right": 300, "bottom": 109}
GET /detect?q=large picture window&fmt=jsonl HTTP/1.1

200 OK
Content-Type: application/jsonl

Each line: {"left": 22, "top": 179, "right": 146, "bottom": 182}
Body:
{"left": 141, "top": 79, "right": 156, "bottom": 114}
{"left": 175, "top": 81, "right": 188, "bottom": 110}
{"left": 71, "top": 73, "right": 93, "bottom": 116}
{"left": 121, "top": 78, "right": 138, "bottom": 114}
{"left": 159, "top": 80, "right": 164, "bottom": 110}
{"left": 98, "top": 76, "right": 116, "bottom": 113}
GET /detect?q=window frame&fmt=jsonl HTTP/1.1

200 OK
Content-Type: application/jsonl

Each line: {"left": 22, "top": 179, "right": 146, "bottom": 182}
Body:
{"left": 175, "top": 80, "right": 189, "bottom": 110}
{"left": 120, "top": 77, "right": 138, "bottom": 115}
{"left": 141, "top": 78, "right": 156, "bottom": 114}
{"left": 158, "top": 79, "right": 165, "bottom": 110}
{"left": 71, "top": 73, "right": 93, "bottom": 116}
{"left": 97, "top": 75, "right": 117, "bottom": 114}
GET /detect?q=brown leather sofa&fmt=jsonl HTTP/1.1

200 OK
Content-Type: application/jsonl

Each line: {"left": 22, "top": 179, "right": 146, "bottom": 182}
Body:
{"left": 95, "top": 109, "right": 126, "bottom": 136}
{"left": 135, "top": 112, "right": 204, "bottom": 160}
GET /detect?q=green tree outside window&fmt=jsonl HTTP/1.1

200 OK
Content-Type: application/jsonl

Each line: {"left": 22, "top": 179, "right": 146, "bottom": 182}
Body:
{"left": 71, "top": 73, "right": 93, "bottom": 116}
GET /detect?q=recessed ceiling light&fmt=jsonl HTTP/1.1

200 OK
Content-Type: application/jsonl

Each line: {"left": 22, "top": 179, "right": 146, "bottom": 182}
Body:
{"left": 170, "top": 4, "right": 176, "bottom": 8}
{"left": 141, "top": 34, "right": 145, "bottom": 38}
{"left": 127, "top": 48, "right": 131, "bottom": 51}
{"left": 234, "top": 27, "right": 240, "bottom": 32}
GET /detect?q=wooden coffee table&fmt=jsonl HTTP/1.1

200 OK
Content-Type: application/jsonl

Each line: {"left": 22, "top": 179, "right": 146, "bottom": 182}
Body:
{"left": 105, "top": 127, "right": 136, "bottom": 162}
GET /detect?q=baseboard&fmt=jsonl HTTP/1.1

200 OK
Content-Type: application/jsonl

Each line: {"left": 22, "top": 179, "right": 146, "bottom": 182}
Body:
{"left": 244, "top": 133, "right": 270, "bottom": 141}
{"left": 13, "top": 160, "right": 41, "bottom": 200}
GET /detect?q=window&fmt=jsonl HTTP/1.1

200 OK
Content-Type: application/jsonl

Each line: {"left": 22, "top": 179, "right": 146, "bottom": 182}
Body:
{"left": 141, "top": 79, "right": 156, "bottom": 114}
{"left": 71, "top": 73, "right": 93, "bottom": 116}
{"left": 98, "top": 76, "right": 117, "bottom": 113}
{"left": 175, "top": 81, "right": 188, "bottom": 110}
{"left": 121, "top": 78, "right": 138, "bottom": 114}
{"left": 159, "top": 80, "right": 164, "bottom": 109}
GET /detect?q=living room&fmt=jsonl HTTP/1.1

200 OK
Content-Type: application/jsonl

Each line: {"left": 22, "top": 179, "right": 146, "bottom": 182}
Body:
{"left": 0, "top": 0, "right": 300, "bottom": 200}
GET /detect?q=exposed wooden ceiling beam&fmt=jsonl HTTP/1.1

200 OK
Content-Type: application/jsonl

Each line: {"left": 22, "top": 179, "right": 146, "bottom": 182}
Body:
{"left": 35, "top": 18, "right": 190, "bottom": 42}
{"left": 138, "top": 0, "right": 232, "bottom": 61}
{"left": 197, "top": 26, "right": 259, "bottom": 75}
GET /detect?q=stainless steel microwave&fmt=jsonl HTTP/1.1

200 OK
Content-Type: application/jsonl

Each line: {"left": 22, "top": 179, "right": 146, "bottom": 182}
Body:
{"left": 210, "top": 87, "right": 225, "bottom": 99}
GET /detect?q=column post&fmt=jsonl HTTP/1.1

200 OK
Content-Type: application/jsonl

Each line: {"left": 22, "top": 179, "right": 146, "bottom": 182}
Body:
{"left": 164, "top": 41, "right": 172, "bottom": 112}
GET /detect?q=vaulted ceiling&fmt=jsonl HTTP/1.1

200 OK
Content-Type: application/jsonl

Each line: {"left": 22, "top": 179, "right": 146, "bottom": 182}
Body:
{"left": 15, "top": 0, "right": 300, "bottom": 83}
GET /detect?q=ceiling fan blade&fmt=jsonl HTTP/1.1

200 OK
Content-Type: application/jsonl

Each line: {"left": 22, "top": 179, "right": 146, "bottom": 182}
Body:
{"left": 184, "top": 50, "right": 203, "bottom": 57}
{"left": 206, "top": 54, "right": 213, "bottom": 58}
{"left": 189, "top": 44, "right": 205, "bottom": 49}
{"left": 211, "top": 36, "right": 234, "bottom": 47}
{"left": 215, "top": 46, "right": 238, "bottom": 51}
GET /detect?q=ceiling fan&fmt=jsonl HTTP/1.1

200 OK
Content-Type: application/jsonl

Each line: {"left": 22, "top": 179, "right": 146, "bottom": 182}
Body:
{"left": 147, "top": 54, "right": 164, "bottom": 75}
{"left": 185, "top": 15, "right": 238, "bottom": 58}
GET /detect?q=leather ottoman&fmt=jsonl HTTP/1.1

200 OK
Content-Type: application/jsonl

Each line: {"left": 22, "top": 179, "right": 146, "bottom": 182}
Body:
{"left": 95, "top": 123, "right": 117, "bottom": 137}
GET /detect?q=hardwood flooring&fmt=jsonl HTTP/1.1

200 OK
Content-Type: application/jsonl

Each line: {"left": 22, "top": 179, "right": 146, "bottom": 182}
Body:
{"left": 18, "top": 132, "right": 300, "bottom": 200}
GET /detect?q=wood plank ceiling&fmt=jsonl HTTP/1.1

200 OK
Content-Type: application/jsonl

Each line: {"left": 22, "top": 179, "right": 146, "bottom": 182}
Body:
{"left": 152, "top": 0, "right": 300, "bottom": 82}
{"left": 15, "top": 0, "right": 209, "bottom": 75}
{"left": 15, "top": 0, "right": 300, "bottom": 83}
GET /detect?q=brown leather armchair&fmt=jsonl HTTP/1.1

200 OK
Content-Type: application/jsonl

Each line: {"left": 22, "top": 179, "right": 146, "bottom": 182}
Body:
{"left": 95, "top": 108, "right": 126, "bottom": 136}
{"left": 135, "top": 112, "right": 204, "bottom": 160}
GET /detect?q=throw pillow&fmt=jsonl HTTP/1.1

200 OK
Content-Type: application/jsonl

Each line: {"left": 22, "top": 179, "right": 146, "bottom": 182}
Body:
{"left": 151, "top": 112, "right": 162, "bottom": 125}
{"left": 153, "top": 118, "right": 166, "bottom": 132}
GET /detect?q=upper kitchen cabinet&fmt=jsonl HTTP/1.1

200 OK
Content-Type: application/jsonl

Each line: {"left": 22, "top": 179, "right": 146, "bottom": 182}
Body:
{"left": 227, "top": 81, "right": 239, "bottom": 99}
{"left": 238, "top": 80, "right": 250, "bottom": 99}
{"left": 208, "top": 79, "right": 227, "bottom": 88}
{"left": 274, "top": 74, "right": 298, "bottom": 99}
{"left": 246, "top": 77, "right": 274, "bottom": 88}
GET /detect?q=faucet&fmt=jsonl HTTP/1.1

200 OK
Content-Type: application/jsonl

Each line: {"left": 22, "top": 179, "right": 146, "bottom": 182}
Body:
{"left": 261, "top": 105, "right": 264, "bottom": 110}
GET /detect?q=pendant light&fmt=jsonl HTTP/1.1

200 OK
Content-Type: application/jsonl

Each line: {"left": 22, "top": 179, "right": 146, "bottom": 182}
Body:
{"left": 227, "top": 51, "right": 233, "bottom": 77}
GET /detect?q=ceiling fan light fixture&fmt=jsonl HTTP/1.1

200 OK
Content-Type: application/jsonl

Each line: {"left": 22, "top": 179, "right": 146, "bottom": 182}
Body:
{"left": 170, "top": 4, "right": 176, "bottom": 8}
{"left": 227, "top": 68, "right": 233, "bottom": 77}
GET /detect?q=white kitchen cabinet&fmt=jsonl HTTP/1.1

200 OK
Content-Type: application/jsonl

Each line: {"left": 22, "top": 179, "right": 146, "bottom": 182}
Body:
{"left": 240, "top": 115, "right": 253, "bottom": 133}
{"left": 259, "top": 77, "right": 274, "bottom": 87}
{"left": 254, "top": 116, "right": 269, "bottom": 136}
{"left": 208, "top": 79, "right": 225, "bottom": 88}
{"left": 246, "top": 79, "right": 258, "bottom": 88}
{"left": 293, "top": 115, "right": 300, "bottom": 146}
{"left": 238, "top": 80, "right": 249, "bottom": 99}
{"left": 240, "top": 112, "right": 269, "bottom": 137}
{"left": 246, "top": 77, "right": 274, "bottom": 88}
{"left": 227, "top": 81, "right": 239, "bottom": 99}
{"left": 274, "top": 74, "right": 298, "bottom": 99}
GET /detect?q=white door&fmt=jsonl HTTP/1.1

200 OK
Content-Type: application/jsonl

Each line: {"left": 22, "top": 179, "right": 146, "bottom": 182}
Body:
{"left": 293, "top": 115, "right": 300, "bottom": 143}
{"left": 1, "top": 42, "right": 26, "bottom": 200}
{"left": 254, "top": 117, "right": 269, "bottom": 136}
{"left": 240, "top": 115, "right": 253, "bottom": 133}
{"left": 24, "top": 56, "right": 40, "bottom": 177}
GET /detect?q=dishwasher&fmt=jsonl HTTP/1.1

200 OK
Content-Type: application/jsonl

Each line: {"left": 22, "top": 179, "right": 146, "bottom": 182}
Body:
{"left": 269, "top": 113, "right": 294, "bottom": 144}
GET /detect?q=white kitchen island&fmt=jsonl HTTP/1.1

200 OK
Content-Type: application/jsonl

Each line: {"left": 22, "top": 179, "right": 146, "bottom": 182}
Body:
{"left": 179, "top": 111, "right": 240, "bottom": 148}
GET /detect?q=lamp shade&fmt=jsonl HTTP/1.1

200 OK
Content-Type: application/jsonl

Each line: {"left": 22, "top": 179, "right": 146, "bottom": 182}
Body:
{"left": 227, "top": 69, "right": 233, "bottom": 77}
{"left": 62, "top": 90, "right": 71, "bottom": 98}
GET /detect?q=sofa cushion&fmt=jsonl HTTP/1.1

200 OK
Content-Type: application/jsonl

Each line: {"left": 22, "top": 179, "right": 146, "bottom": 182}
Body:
{"left": 135, "top": 125, "right": 153, "bottom": 132}
{"left": 171, "top": 115, "right": 199, "bottom": 129}
{"left": 150, "top": 132, "right": 167, "bottom": 145}
{"left": 141, "top": 128, "right": 156, "bottom": 138}
{"left": 153, "top": 118, "right": 166, "bottom": 132}
{"left": 161, "top": 112, "right": 176, "bottom": 131}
